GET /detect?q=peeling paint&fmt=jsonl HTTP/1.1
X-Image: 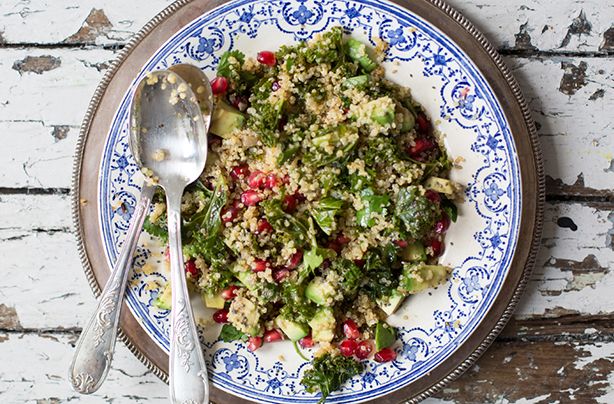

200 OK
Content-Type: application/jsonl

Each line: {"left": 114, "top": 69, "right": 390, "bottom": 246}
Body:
{"left": 12, "top": 56, "right": 61, "bottom": 75}
{"left": 0, "top": 333, "right": 8, "bottom": 343}
{"left": 545, "top": 254, "right": 608, "bottom": 291}
{"left": 35, "top": 399, "right": 60, "bottom": 404}
{"left": 600, "top": 27, "right": 614, "bottom": 51}
{"left": 559, "top": 61, "right": 588, "bottom": 96}
{"left": 50, "top": 126, "right": 69, "bottom": 141}
{"left": 606, "top": 212, "right": 614, "bottom": 250}
{"left": 63, "top": 8, "right": 113, "bottom": 44}
{"left": 0, "top": 304, "right": 21, "bottom": 329}
{"left": 604, "top": 159, "right": 614, "bottom": 173}
{"left": 515, "top": 21, "right": 537, "bottom": 50}
{"left": 560, "top": 10, "right": 592, "bottom": 48}
{"left": 589, "top": 89, "right": 605, "bottom": 101}
{"left": 0, "top": 30, "right": 6, "bottom": 45}
{"left": 546, "top": 174, "right": 613, "bottom": 200}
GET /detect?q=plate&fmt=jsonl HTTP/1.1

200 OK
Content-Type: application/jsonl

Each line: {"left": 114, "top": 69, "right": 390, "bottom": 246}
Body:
{"left": 72, "top": 0, "right": 544, "bottom": 402}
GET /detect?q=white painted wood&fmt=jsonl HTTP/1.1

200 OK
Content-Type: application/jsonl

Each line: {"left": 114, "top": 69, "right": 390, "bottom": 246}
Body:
{"left": 1, "top": 49, "right": 613, "bottom": 190}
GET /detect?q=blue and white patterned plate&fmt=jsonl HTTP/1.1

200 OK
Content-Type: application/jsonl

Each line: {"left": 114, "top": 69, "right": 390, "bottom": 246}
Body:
{"left": 97, "top": 0, "right": 523, "bottom": 402}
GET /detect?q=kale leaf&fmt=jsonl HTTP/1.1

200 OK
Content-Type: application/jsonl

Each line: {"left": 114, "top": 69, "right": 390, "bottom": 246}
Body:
{"left": 301, "top": 353, "right": 363, "bottom": 403}
{"left": 262, "top": 199, "right": 310, "bottom": 245}
{"left": 395, "top": 186, "right": 439, "bottom": 240}
{"left": 218, "top": 324, "right": 247, "bottom": 342}
{"left": 311, "top": 197, "right": 344, "bottom": 235}
{"left": 143, "top": 215, "right": 168, "bottom": 242}
{"left": 356, "top": 188, "right": 389, "bottom": 227}
{"left": 362, "top": 248, "right": 399, "bottom": 300}
{"left": 216, "top": 50, "right": 245, "bottom": 81}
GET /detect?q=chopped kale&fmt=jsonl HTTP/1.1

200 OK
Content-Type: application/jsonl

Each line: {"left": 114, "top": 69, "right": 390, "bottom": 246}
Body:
{"left": 311, "top": 197, "right": 344, "bottom": 235}
{"left": 395, "top": 186, "right": 440, "bottom": 240}
{"left": 301, "top": 353, "right": 363, "bottom": 403}
{"left": 356, "top": 188, "right": 389, "bottom": 228}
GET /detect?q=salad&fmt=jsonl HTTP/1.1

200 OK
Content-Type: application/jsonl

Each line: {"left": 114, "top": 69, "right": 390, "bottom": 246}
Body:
{"left": 144, "top": 27, "right": 458, "bottom": 402}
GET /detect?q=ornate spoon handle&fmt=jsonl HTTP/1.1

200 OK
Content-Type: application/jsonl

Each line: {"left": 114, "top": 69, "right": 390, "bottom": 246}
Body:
{"left": 166, "top": 189, "right": 209, "bottom": 404}
{"left": 69, "top": 183, "right": 155, "bottom": 394}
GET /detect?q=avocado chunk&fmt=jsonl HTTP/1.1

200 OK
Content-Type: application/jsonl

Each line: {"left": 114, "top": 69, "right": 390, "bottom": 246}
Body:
{"left": 343, "top": 75, "right": 369, "bottom": 89}
{"left": 153, "top": 283, "right": 172, "bottom": 310}
{"left": 424, "top": 177, "right": 455, "bottom": 196}
{"left": 235, "top": 270, "right": 257, "bottom": 291}
{"left": 376, "top": 290, "right": 406, "bottom": 316}
{"left": 210, "top": 100, "right": 245, "bottom": 138}
{"left": 375, "top": 322, "right": 396, "bottom": 350}
{"left": 401, "top": 242, "right": 427, "bottom": 263}
{"left": 366, "top": 97, "right": 395, "bottom": 125}
{"left": 305, "top": 276, "right": 336, "bottom": 306}
{"left": 203, "top": 292, "right": 225, "bottom": 309}
{"left": 276, "top": 316, "right": 309, "bottom": 341}
{"left": 346, "top": 38, "right": 377, "bottom": 72}
{"left": 398, "top": 105, "right": 416, "bottom": 132}
{"left": 308, "top": 308, "right": 336, "bottom": 343}
{"left": 399, "top": 263, "right": 450, "bottom": 294}
{"left": 228, "top": 296, "right": 261, "bottom": 336}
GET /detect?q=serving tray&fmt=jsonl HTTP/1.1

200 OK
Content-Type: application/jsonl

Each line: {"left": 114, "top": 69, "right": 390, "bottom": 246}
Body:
{"left": 72, "top": 0, "right": 544, "bottom": 402}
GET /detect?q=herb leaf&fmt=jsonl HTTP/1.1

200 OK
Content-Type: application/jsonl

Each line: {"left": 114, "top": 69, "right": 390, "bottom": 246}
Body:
{"left": 301, "top": 353, "right": 363, "bottom": 403}
{"left": 219, "top": 324, "right": 246, "bottom": 342}
{"left": 356, "top": 188, "right": 389, "bottom": 227}
{"left": 311, "top": 197, "right": 344, "bottom": 235}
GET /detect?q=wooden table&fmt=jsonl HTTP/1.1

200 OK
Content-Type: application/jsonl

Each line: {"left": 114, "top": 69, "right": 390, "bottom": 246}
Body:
{"left": 1, "top": 1, "right": 612, "bottom": 402}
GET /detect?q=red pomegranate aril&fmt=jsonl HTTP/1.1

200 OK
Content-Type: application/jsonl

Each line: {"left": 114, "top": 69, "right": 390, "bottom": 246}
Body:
{"left": 247, "top": 336, "right": 263, "bottom": 352}
{"left": 408, "top": 137, "right": 435, "bottom": 157}
{"left": 241, "top": 190, "right": 262, "bottom": 206}
{"left": 185, "top": 259, "right": 199, "bottom": 277}
{"left": 221, "top": 285, "right": 239, "bottom": 301}
{"left": 287, "top": 250, "right": 303, "bottom": 269}
{"left": 299, "top": 335, "right": 314, "bottom": 348}
{"left": 374, "top": 347, "right": 397, "bottom": 363}
{"left": 272, "top": 268, "right": 290, "bottom": 283}
{"left": 353, "top": 259, "right": 365, "bottom": 268}
{"left": 212, "top": 309, "right": 229, "bottom": 324}
{"left": 230, "top": 164, "right": 250, "bottom": 180}
{"left": 434, "top": 214, "right": 451, "bottom": 234}
{"left": 252, "top": 259, "right": 269, "bottom": 273}
{"left": 282, "top": 194, "right": 298, "bottom": 212}
{"left": 264, "top": 173, "right": 280, "bottom": 189}
{"left": 394, "top": 239, "right": 408, "bottom": 248}
{"left": 336, "top": 234, "right": 351, "bottom": 245}
{"left": 339, "top": 339, "right": 358, "bottom": 357}
{"left": 208, "top": 134, "right": 222, "bottom": 148}
{"left": 343, "top": 319, "right": 361, "bottom": 340}
{"left": 355, "top": 340, "right": 373, "bottom": 359}
{"left": 415, "top": 113, "right": 431, "bottom": 134}
{"left": 255, "top": 218, "right": 273, "bottom": 234}
{"left": 257, "top": 51, "right": 276, "bottom": 66}
{"left": 327, "top": 241, "right": 341, "bottom": 254}
{"left": 425, "top": 189, "right": 441, "bottom": 204}
{"left": 248, "top": 170, "right": 267, "bottom": 189}
{"left": 263, "top": 329, "right": 284, "bottom": 343}
{"left": 428, "top": 238, "right": 444, "bottom": 257}
{"left": 211, "top": 76, "right": 228, "bottom": 95}
{"left": 221, "top": 202, "right": 241, "bottom": 223}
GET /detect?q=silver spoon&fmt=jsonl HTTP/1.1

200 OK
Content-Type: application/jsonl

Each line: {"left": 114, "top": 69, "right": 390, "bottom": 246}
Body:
{"left": 130, "top": 70, "right": 213, "bottom": 404}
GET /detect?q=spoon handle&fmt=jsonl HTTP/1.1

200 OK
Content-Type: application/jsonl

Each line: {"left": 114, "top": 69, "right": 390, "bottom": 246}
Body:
{"left": 166, "top": 190, "right": 209, "bottom": 404}
{"left": 69, "top": 183, "right": 155, "bottom": 394}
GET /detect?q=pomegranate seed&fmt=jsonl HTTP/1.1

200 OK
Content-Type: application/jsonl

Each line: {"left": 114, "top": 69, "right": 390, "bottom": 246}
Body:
{"left": 282, "top": 175, "right": 290, "bottom": 184}
{"left": 272, "top": 268, "right": 290, "bottom": 283}
{"left": 425, "top": 190, "right": 441, "bottom": 204}
{"left": 434, "top": 214, "right": 451, "bottom": 234}
{"left": 255, "top": 218, "right": 273, "bottom": 234}
{"left": 287, "top": 250, "right": 303, "bottom": 269}
{"left": 320, "top": 259, "right": 331, "bottom": 270}
{"left": 282, "top": 194, "right": 298, "bottom": 212}
{"left": 252, "top": 259, "right": 269, "bottom": 273}
{"left": 221, "top": 285, "right": 239, "bottom": 300}
{"left": 185, "top": 259, "right": 199, "bottom": 277}
{"left": 343, "top": 319, "right": 361, "bottom": 340}
{"left": 164, "top": 245, "right": 170, "bottom": 262}
{"left": 247, "top": 336, "right": 262, "bottom": 352}
{"left": 263, "top": 329, "right": 284, "bottom": 343}
{"left": 336, "top": 234, "right": 351, "bottom": 245}
{"left": 211, "top": 76, "right": 228, "bottom": 95}
{"left": 257, "top": 51, "right": 276, "bottom": 66}
{"left": 353, "top": 259, "right": 365, "bottom": 268}
{"left": 221, "top": 202, "right": 241, "bottom": 223}
{"left": 374, "top": 347, "right": 397, "bottom": 363}
{"left": 264, "top": 173, "right": 280, "bottom": 189}
{"left": 248, "top": 170, "right": 266, "bottom": 189}
{"left": 208, "top": 135, "right": 222, "bottom": 148}
{"left": 428, "top": 238, "right": 444, "bottom": 257}
{"left": 407, "top": 138, "right": 435, "bottom": 158}
{"left": 212, "top": 309, "right": 229, "bottom": 324}
{"left": 415, "top": 113, "right": 432, "bottom": 134}
{"left": 355, "top": 340, "right": 373, "bottom": 359}
{"left": 299, "top": 335, "right": 314, "bottom": 348}
{"left": 241, "top": 190, "right": 262, "bottom": 206}
{"left": 327, "top": 241, "right": 342, "bottom": 254}
{"left": 271, "top": 81, "right": 280, "bottom": 91}
{"left": 230, "top": 164, "right": 250, "bottom": 181}
{"left": 339, "top": 339, "right": 358, "bottom": 357}
{"left": 395, "top": 239, "right": 408, "bottom": 248}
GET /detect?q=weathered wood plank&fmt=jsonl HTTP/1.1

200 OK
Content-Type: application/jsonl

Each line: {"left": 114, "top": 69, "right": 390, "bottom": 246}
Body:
{"left": 0, "top": 329, "right": 611, "bottom": 403}
{"left": 1, "top": 195, "right": 611, "bottom": 329}
{"left": 0, "top": 332, "right": 168, "bottom": 403}
{"left": 0, "top": 0, "right": 613, "bottom": 54}
{"left": 1, "top": 47, "right": 613, "bottom": 195}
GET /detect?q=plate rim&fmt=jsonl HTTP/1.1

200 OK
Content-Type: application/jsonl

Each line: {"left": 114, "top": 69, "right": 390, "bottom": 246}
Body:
{"left": 71, "top": 0, "right": 545, "bottom": 403}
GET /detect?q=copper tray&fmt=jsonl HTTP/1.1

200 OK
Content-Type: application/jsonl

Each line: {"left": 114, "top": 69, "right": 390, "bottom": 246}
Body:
{"left": 72, "top": 0, "right": 544, "bottom": 402}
